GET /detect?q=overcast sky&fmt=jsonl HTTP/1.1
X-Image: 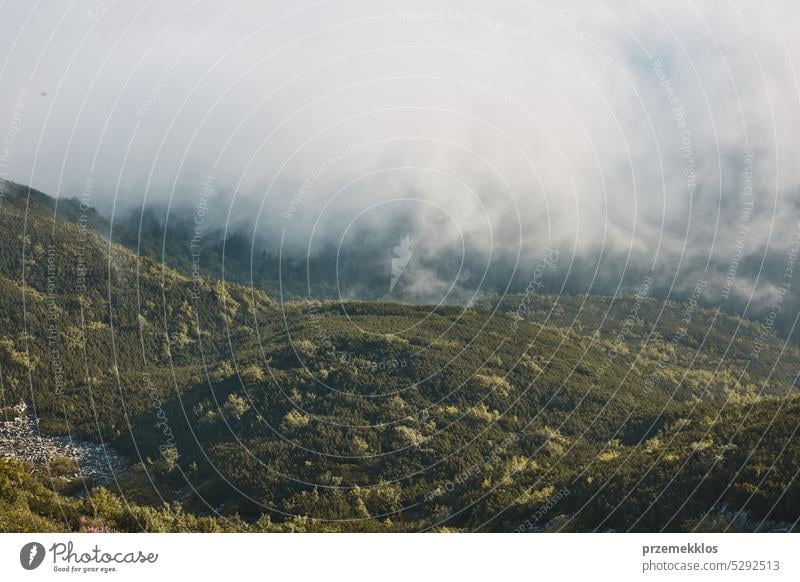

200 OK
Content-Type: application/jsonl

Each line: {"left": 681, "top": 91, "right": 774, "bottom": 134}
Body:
{"left": 1, "top": 0, "right": 799, "bottom": 301}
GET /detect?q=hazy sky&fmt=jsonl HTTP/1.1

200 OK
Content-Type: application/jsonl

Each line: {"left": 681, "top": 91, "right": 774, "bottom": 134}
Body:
{"left": 1, "top": 0, "right": 799, "bottom": 300}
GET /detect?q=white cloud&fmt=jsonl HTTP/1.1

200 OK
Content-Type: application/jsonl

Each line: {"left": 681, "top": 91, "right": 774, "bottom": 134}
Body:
{"left": 1, "top": 0, "right": 799, "bottom": 284}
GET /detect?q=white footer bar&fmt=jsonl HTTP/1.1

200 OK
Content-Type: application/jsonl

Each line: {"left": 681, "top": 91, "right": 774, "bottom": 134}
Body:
{"left": 0, "top": 533, "right": 796, "bottom": 581}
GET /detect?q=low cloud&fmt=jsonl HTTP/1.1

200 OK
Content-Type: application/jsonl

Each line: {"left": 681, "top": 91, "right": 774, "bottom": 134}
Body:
{"left": 1, "top": 0, "right": 799, "bottom": 313}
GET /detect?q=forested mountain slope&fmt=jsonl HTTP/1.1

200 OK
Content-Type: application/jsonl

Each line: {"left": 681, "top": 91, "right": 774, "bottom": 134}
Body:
{"left": 0, "top": 181, "right": 798, "bottom": 532}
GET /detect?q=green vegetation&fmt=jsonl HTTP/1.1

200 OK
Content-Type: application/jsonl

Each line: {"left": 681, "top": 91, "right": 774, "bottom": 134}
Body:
{"left": 0, "top": 181, "right": 798, "bottom": 532}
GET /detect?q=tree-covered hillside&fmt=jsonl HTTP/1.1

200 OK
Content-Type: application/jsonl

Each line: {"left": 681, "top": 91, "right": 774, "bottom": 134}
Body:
{"left": 1, "top": 181, "right": 799, "bottom": 532}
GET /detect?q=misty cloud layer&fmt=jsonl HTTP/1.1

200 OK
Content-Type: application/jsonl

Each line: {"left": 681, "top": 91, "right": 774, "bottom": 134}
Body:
{"left": 1, "top": 0, "right": 799, "bottom": 313}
